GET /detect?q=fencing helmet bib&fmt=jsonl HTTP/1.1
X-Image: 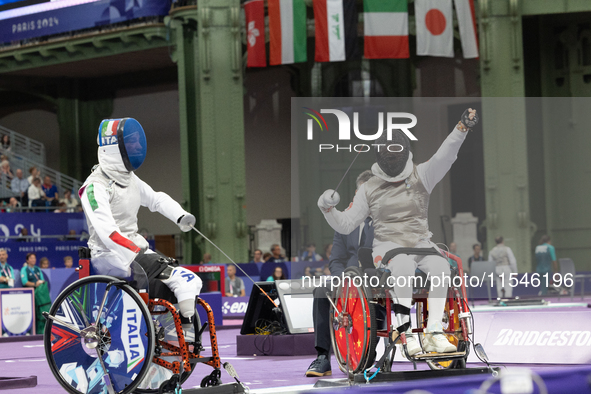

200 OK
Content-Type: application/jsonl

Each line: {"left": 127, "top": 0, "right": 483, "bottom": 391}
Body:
{"left": 98, "top": 118, "right": 147, "bottom": 171}
{"left": 375, "top": 130, "right": 410, "bottom": 178}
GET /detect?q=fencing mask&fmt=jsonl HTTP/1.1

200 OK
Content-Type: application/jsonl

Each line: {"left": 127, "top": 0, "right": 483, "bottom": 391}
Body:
{"left": 98, "top": 118, "right": 147, "bottom": 171}
{"left": 374, "top": 130, "right": 410, "bottom": 178}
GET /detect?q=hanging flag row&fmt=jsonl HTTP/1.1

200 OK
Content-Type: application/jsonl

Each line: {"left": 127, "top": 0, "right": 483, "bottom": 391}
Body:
{"left": 244, "top": 0, "right": 478, "bottom": 67}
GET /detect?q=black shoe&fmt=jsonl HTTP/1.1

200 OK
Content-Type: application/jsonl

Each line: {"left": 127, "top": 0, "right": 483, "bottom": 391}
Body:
{"left": 305, "top": 354, "right": 332, "bottom": 377}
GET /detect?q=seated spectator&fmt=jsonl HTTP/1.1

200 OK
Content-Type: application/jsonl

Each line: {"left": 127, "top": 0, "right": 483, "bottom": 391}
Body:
{"left": 267, "top": 244, "right": 286, "bottom": 263}
{"left": 302, "top": 266, "right": 313, "bottom": 279}
{"left": 60, "top": 189, "right": 80, "bottom": 212}
{"left": 266, "top": 266, "right": 286, "bottom": 282}
{"left": 262, "top": 252, "right": 272, "bottom": 262}
{"left": 3, "top": 197, "right": 21, "bottom": 213}
{"left": 324, "top": 243, "right": 333, "bottom": 260}
{"left": 225, "top": 265, "right": 245, "bottom": 297}
{"left": 28, "top": 177, "right": 46, "bottom": 209}
{"left": 447, "top": 242, "right": 459, "bottom": 268}
{"left": 42, "top": 176, "right": 59, "bottom": 207}
{"left": 27, "top": 166, "right": 40, "bottom": 184}
{"left": 1, "top": 160, "right": 13, "bottom": 181}
{"left": 54, "top": 202, "right": 68, "bottom": 213}
{"left": 249, "top": 249, "right": 264, "bottom": 264}
{"left": 322, "top": 264, "right": 330, "bottom": 276}
{"left": 63, "top": 256, "right": 74, "bottom": 269}
{"left": 11, "top": 169, "right": 29, "bottom": 206}
{"left": 300, "top": 243, "right": 323, "bottom": 262}
{"left": 0, "top": 135, "right": 10, "bottom": 153}
{"left": 39, "top": 257, "right": 50, "bottom": 269}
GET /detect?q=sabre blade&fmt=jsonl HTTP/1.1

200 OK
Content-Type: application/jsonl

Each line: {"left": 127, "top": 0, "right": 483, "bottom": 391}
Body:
{"left": 189, "top": 225, "right": 278, "bottom": 308}
{"left": 331, "top": 150, "right": 362, "bottom": 198}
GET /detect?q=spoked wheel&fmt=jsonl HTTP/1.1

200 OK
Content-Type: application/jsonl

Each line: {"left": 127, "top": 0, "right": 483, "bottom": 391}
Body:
{"left": 329, "top": 267, "right": 377, "bottom": 374}
{"left": 415, "top": 299, "right": 468, "bottom": 370}
{"left": 44, "top": 276, "right": 155, "bottom": 394}
{"left": 135, "top": 306, "right": 202, "bottom": 392}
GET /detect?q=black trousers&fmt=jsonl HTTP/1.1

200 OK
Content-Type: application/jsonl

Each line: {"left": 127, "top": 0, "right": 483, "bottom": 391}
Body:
{"left": 313, "top": 284, "right": 333, "bottom": 354}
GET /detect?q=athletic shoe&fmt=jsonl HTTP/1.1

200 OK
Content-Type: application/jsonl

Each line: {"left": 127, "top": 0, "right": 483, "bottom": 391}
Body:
{"left": 305, "top": 355, "right": 332, "bottom": 377}
{"left": 399, "top": 331, "right": 422, "bottom": 356}
{"left": 423, "top": 332, "right": 456, "bottom": 353}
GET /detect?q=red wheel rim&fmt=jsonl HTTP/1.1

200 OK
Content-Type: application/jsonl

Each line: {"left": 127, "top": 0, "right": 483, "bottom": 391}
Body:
{"left": 333, "top": 281, "right": 370, "bottom": 371}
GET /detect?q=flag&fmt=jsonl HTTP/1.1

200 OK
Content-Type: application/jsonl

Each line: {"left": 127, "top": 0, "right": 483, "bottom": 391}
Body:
{"left": 363, "top": 0, "right": 409, "bottom": 59}
{"left": 244, "top": 0, "right": 266, "bottom": 67}
{"left": 415, "top": 0, "right": 454, "bottom": 57}
{"left": 314, "top": 0, "right": 358, "bottom": 62}
{"left": 454, "top": 0, "right": 479, "bottom": 58}
{"left": 269, "top": 0, "right": 307, "bottom": 65}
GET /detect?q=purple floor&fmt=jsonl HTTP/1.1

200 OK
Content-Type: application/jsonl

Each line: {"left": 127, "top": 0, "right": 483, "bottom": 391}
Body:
{"left": 1, "top": 297, "right": 590, "bottom": 393}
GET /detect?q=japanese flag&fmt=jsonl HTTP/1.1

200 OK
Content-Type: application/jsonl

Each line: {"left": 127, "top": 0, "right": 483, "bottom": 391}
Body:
{"left": 415, "top": 0, "right": 454, "bottom": 57}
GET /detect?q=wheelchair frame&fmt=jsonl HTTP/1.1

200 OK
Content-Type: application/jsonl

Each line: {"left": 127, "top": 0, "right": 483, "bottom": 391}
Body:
{"left": 44, "top": 258, "right": 225, "bottom": 394}
{"left": 329, "top": 248, "right": 473, "bottom": 378}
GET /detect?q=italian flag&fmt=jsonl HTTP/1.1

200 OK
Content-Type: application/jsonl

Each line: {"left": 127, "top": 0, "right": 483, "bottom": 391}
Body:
{"left": 269, "top": 0, "right": 307, "bottom": 65}
{"left": 101, "top": 119, "right": 119, "bottom": 137}
{"left": 364, "top": 0, "right": 409, "bottom": 59}
{"left": 314, "top": 0, "right": 358, "bottom": 62}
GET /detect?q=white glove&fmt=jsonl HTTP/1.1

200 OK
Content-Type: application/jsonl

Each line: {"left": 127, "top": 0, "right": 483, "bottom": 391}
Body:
{"left": 177, "top": 214, "right": 196, "bottom": 232}
{"left": 317, "top": 189, "right": 340, "bottom": 213}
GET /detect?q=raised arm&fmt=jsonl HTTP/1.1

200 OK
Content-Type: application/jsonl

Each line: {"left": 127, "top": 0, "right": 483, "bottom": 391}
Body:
{"left": 318, "top": 183, "right": 370, "bottom": 235}
{"left": 135, "top": 175, "right": 188, "bottom": 224}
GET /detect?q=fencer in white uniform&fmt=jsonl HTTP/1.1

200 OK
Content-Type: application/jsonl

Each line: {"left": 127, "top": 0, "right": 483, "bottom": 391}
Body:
{"left": 318, "top": 109, "right": 478, "bottom": 355}
{"left": 79, "top": 118, "right": 202, "bottom": 325}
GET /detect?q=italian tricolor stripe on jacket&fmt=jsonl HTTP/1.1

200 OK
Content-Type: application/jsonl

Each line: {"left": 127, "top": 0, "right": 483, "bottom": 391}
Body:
{"left": 269, "top": 0, "right": 307, "bottom": 65}
{"left": 314, "top": 0, "right": 358, "bottom": 62}
{"left": 363, "top": 0, "right": 409, "bottom": 59}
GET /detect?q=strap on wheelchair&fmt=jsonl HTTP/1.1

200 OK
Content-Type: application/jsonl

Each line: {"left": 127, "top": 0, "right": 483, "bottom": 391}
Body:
{"left": 382, "top": 247, "right": 442, "bottom": 265}
{"left": 393, "top": 304, "right": 410, "bottom": 333}
{"left": 135, "top": 253, "right": 178, "bottom": 281}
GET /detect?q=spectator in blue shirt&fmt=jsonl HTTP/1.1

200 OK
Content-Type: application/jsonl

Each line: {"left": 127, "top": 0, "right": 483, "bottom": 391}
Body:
{"left": 535, "top": 235, "right": 557, "bottom": 296}
{"left": 42, "top": 175, "right": 59, "bottom": 207}
{"left": 300, "top": 243, "right": 323, "bottom": 262}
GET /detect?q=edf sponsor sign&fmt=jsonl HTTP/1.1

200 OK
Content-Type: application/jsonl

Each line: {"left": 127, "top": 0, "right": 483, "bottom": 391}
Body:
{"left": 222, "top": 296, "right": 249, "bottom": 318}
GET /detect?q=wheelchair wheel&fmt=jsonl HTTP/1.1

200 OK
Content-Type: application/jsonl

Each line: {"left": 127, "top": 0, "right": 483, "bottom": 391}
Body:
{"left": 44, "top": 276, "right": 155, "bottom": 394}
{"left": 415, "top": 300, "right": 467, "bottom": 370}
{"left": 135, "top": 305, "right": 202, "bottom": 392}
{"left": 329, "top": 267, "right": 377, "bottom": 374}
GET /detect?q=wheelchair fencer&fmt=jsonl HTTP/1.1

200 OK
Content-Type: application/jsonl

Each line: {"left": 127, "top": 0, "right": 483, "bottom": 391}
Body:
{"left": 329, "top": 246, "right": 473, "bottom": 377}
{"left": 43, "top": 249, "right": 229, "bottom": 394}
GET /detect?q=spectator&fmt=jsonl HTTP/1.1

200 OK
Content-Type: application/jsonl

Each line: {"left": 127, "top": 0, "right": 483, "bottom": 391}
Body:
{"left": 0, "top": 135, "right": 10, "bottom": 153}
{"left": 65, "top": 230, "right": 79, "bottom": 241}
{"left": 17, "top": 228, "right": 30, "bottom": 242}
{"left": 488, "top": 236, "right": 518, "bottom": 299}
{"left": 267, "top": 244, "right": 286, "bottom": 263}
{"left": 467, "top": 243, "right": 484, "bottom": 274}
{"left": 302, "top": 266, "right": 313, "bottom": 279}
{"left": 59, "top": 189, "right": 80, "bottom": 212}
{"left": 27, "top": 166, "right": 40, "bottom": 184}
{"left": 39, "top": 257, "right": 50, "bottom": 269}
{"left": 447, "top": 242, "right": 459, "bottom": 268}
{"left": 42, "top": 176, "right": 59, "bottom": 207}
{"left": 4, "top": 197, "right": 21, "bottom": 213}
{"left": 249, "top": 249, "right": 264, "bottom": 264}
{"left": 54, "top": 202, "right": 68, "bottom": 213}
{"left": 1, "top": 160, "right": 13, "bottom": 181}
{"left": 301, "top": 243, "right": 323, "bottom": 262}
{"left": 535, "top": 235, "right": 558, "bottom": 296}
{"left": 21, "top": 253, "right": 51, "bottom": 333}
{"left": 266, "top": 266, "right": 286, "bottom": 281}
{"left": 28, "top": 177, "right": 46, "bottom": 209}
{"left": 11, "top": 169, "right": 29, "bottom": 206}
{"left": 63, "top": 256, "right": 74, "bottom": 269}
{"left": 262, "top": 252, "right": 272, "bottom": 262}
{"left": 225, "top": 265, "right": 245, "bottom": 297}
{"left": 0, "top": 248, "right": 15, "bottom": 289}
{"left": 322, "top": 264, "right": 330, "bottom": 276}
{"left": 324, "top": 243, "right": 333, "bottom": 260}
{"left": 200, "top": 253, "right": 213, "bottom": 264}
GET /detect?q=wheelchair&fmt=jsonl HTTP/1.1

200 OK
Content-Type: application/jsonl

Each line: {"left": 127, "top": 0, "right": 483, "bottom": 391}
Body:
{"left": 329, "top": 247, "right": 473, "bottom": 377}
{"left": 43, "top": 252, "right": 224, "bottom": 394}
